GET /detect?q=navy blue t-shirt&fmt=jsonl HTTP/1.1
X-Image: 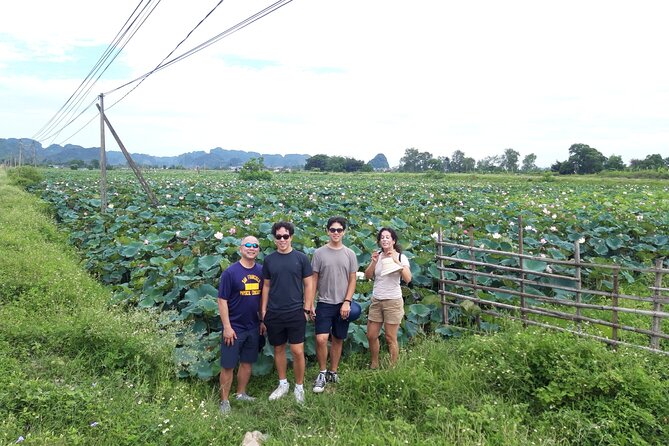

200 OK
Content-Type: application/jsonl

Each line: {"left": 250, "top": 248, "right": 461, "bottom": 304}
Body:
{"left": 262, "top": 250, "right": 313, "bottom": 313}
{"left": 218, "top": 261, "right": 263, "bottom": 332}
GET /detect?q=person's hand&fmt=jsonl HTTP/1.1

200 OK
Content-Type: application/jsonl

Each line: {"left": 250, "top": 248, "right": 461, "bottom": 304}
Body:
{"left": 259, "top": 322, "right": 266, "bottom": 335}
{"left": 223, "top": 327, "right": 237, "bottom": 346}
{"left": 390, "top": 249, "right": 400, "bottom": 263}
{"left": 340, "top": 301, "right": 351, "bottom": 319}
{"left": 371, "top": 251, "right": 380, "bottom": 263}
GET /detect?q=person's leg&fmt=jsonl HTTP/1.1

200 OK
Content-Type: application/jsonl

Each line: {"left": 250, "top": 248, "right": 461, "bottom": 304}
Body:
{"left": 367, "top": 321, "right": 382, "bottom": 369}
{"left": 220, "top": 367, "right": 234, "bottom": 401}
{"left": 290, "top": 342, "right": 306, "bottom": 385}
{"left": 384, "top": 323, "right": 400, "bottom": 365}
{"left": 235, "top": 362, "right": 252, "bottom": 395}
{"left": 315, "top": 333, "right": 329, "bottom": 371}
{"left": 274, "top": 343, "right": 287, "bottom": 380}
{"left": 329, "top": 337, "right": 344, "bottom": 372}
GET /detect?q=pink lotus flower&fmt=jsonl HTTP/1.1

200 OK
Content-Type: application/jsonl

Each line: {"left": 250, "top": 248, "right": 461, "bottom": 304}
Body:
{"left": 214, "top": 231, "right": 223, "bottom": 240}
{"left": 228, "top": 227, "right": 237, "bottom": 235}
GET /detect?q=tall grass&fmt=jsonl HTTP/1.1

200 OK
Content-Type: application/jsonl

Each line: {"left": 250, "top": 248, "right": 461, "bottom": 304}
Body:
{"left": 2, "top": 167, "right": 669, "bottom": 445}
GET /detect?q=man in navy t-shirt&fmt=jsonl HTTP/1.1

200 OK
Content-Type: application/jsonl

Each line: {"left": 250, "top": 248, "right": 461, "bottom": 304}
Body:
{"left": 217, "top": 235, "right": 264, "bottom": 414}
{"left": 261, "top": 221, "right": 314, "bottom": 404}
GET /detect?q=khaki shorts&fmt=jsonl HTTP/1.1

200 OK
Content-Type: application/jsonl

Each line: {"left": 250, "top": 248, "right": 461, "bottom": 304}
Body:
{"left": 367, "top": 297, "right": 404, "bottom": 325}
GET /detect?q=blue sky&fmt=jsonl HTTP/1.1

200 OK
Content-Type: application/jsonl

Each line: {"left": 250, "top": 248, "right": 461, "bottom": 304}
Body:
{"left": 1, "top": 0, "right": 668, "bottom": 167}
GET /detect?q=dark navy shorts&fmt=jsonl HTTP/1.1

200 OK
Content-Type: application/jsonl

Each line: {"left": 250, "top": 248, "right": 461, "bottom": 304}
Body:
{"left": 315, "top": 302, "right": 350, "bottom": 340}
{"left": 264, "top": 309, "right": 306, "bottom": 346}
{"left": 220, "top": 328, "right": 260, "bottom": 369}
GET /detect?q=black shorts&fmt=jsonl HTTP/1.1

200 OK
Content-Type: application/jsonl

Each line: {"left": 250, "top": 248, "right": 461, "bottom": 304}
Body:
{"left": 264, "top": 308, "right": 306, "bottom": 346}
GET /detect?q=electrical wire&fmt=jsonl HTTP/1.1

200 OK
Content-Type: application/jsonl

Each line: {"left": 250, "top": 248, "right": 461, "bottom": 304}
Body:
{"left": 33, "top": 0, "right": 161, "bottom": 144}
{"left": 104, "top": 0, "right": 293, "bottom": 104}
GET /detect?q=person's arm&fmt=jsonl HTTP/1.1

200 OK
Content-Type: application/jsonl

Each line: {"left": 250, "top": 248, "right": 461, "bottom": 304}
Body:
{"left": 217, "top": 298, "right": 236, "bottom": 346}
{"left": 260, "top": 278, "right": 270, "bottom": 333}
{"left": 340, "top": 271, "right": 357, "bottom": 317}
{"left": 303, "top": 274, "right": 315, "bottom": 319}
{"left": 400, "top": 255, "right": 412, "bottom": 284}
{"left": 365, "top": 250, "right": 379, "bottom": 279}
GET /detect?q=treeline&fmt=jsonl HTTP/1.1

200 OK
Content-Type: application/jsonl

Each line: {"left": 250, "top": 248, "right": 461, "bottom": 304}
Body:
{"left": 304, "top": 154, "right": 374, "bottom": 172}
{"left": 551, "top": 144, "right": 669, "bottom": 174}
{"left": 397, "top": 148, "right": 538, "bottom": 173}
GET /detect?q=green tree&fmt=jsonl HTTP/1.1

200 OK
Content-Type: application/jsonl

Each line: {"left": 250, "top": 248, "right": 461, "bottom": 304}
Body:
{"left": 501, "top": 148, "right": 520, "bottom": 172}
{"left": 476, "top": 155, "right": 503, "bottom": 172}
{"left": 238, "top": 157, "right": 271, "bottom": 180}
{"left": 521, "top": 153, "right": 538, "bottom": 172}
{"left": 450, "top": 150, "right": 466, "bottom": 173}
{"left": 305, "top": 154, "right": 329, "bottom": 171}
{"left": 399, "top": 148, "right": 433, "bottom": 172}
{"left": 567, "top": 143, "right": 606, "bottom": 174}
{"left": 462, "top": 156, "right": 476, "bottom": 172}
{"left": 438, "top": 156, "right": 451, "bottom": 172}
{"left": 603, "top": 155, "right": 625, "bottom": 171}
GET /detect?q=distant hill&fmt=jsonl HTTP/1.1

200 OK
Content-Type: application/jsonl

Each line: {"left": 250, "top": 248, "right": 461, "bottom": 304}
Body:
{"left": 0, "top": 138, "right": 310, "bottom": 169}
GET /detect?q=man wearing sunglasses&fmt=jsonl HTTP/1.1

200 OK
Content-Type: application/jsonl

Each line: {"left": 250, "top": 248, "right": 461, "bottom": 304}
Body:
{"left": 217, "top": 236, "right": 264, "bottom": 414}
{"left": 261, "top": 221, "right": 314, "bottom": 404}
{"left": 310, "top": 216, "right": 358, "bottom": 394}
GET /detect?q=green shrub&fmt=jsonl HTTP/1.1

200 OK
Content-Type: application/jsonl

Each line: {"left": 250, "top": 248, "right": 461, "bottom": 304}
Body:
{"left": 238, "top": 157, "right": 272, "bottom": 181}
{"left": 6, "top": 166, "right": 43, "bottom": 188}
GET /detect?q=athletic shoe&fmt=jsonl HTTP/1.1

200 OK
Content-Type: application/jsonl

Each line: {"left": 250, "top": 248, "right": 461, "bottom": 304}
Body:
{"left": 219, "top": 400, "right": 231, "bottom": 414}
{"left": 269, "top": 382, "right": 290, "bottom": 400}
{"left": 312, "top": 372, "right": 327, "bottom": 393}
{"left": 235, "top": 393, "right": 256, "bottom": 402}
{"left": 294, "top": 386, "right": 305, "bottom": 404}
{"left": 326, "top": 371, "right": 339, "bottom": 384}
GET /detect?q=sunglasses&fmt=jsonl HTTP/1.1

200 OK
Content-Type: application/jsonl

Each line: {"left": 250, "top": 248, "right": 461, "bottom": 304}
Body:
{"left": 328, "top": 227, "right": 344, "bottom": 233}
{"left": 242, "top": 243, "right": 259, "bottom": 248}
{"left": 274, "top": 234, "right": 291, "bottom": 240}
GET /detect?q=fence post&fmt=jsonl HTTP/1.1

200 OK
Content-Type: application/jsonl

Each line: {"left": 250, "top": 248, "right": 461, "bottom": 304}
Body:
{"left": 650, "top": 258, "right": 665, "bottom": 349}
{"left": 518, "top": 216, "right": 527, "bottom": 327}
{"left": 574, "top": 241, "right": 582, "bottom": 333}
{"left": 611, "top": 267, "right": 619, "bottom": 349}
{"left": 438, "top": 228, "right": 449, "bottom": 325}
{"left": 468, "top": 227, "right": 481, "bottom": 330}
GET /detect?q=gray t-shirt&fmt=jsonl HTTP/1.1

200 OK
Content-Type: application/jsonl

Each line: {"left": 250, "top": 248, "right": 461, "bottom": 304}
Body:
{"left": 312, "top": 245, "right": 359, "bottom": 305}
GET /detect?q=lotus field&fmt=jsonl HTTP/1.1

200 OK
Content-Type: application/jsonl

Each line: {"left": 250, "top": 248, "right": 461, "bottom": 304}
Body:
{"left": 33, "top": 170, "right": 669, "bottom": 378}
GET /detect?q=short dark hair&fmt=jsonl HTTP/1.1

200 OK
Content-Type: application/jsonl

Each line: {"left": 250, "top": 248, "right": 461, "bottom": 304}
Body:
{"left": 326, "top": 216, "right": 347, "bottom": 230}
{"left": 272, "top": 221, "right": 294, "bottom": 236}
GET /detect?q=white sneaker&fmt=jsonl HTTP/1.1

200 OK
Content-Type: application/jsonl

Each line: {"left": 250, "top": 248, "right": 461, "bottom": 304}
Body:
{"left": 294, "top": 386, "right": 305, "bottom": 404}
{"left": 269, "top": 382, "right": 290, "bottom": 400}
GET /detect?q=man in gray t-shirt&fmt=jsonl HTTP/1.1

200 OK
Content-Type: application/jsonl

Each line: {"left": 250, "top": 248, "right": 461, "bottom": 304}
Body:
{"left": 310, "top": 216, "right": 358, "bottom": 393}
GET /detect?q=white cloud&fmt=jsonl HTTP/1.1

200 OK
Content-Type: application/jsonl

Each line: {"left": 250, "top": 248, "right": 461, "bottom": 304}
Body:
{"left": 1, "top": 0, "right": 668, "bottom": 167}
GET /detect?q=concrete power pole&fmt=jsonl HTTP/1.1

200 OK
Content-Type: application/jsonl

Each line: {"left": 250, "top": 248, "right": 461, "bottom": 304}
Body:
{"left": 99, "top": 94, "right": 108, "bottom": 211}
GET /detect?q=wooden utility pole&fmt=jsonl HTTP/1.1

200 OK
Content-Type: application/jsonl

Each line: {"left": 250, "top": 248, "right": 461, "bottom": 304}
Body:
{"left": 96, "top": 104, "right": 158, "bottom": 207}
{"left": 99, "top": 94, "right": 108, "bottom": 211}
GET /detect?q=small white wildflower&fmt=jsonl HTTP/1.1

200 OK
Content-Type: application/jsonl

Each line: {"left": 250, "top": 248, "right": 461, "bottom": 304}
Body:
{"left": 455, "top": 216, "right": 464, "bottom": 222}
{"left": 214, "top": 231, "right": 224, "bottom": 240}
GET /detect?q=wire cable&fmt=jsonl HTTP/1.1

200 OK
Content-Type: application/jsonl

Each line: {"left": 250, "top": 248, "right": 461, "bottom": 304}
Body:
{"left": 34, "top": 0, "right": 162, "bottom": 144}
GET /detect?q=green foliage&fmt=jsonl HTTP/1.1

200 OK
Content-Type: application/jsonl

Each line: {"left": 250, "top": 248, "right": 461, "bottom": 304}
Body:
{"left": 238, "top": 157, "right": 272, "bottom": 181}
{"left": 6, "top": 166, "right": 43, "bottom": 188}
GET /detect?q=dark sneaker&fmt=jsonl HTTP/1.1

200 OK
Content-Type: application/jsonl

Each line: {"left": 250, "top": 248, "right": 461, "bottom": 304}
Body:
{"left": 235, "top": 393, "right": 256, "bottom": 402}
{"left": 312, "top": 372, "right": 327, "bottom": 393}
{"left": 326, "top": 371, "right": 339, "bottom": 384}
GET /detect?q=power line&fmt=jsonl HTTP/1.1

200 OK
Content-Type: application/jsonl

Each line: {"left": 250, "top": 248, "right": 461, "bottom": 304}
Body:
{"left": 104, "top": 0, "right": 293, "bottom": 105}
{"left": 33, "top": 0, "right": 162, "bottom": 143}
